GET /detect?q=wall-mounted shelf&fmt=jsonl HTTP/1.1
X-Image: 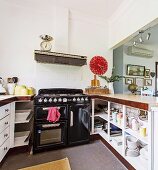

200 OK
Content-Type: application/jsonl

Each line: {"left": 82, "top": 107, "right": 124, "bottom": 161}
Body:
{"left": 34, "top": 50, "right": 87, "bottom": 66}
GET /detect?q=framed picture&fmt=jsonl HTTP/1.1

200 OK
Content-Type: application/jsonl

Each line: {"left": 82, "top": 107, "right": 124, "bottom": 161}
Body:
{"left": 125, "top": 77, "right": 134, "bottom": 85}
{"left": 135, "top": 78, "right": 144, "bottom": 87}
{"left": 127, "top": 64, "right": 145, "bottom": 76}
{"left": 144, "top": 79, "right": 152, "bottom": 86}
{"left": 145, "top": 69, "right": 150, "bottom": 78}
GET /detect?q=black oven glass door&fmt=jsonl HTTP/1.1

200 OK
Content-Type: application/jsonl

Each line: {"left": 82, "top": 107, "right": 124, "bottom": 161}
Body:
{"left": 35, "top": 105, "right": 67, "bottom": 121}
{"left": 35, "top": 121, "right": 67, "bottom": 148}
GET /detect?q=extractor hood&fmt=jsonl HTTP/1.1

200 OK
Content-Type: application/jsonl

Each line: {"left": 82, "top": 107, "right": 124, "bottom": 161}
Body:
{"left": 34, "top": 50, "right": 87, "bottom": 66}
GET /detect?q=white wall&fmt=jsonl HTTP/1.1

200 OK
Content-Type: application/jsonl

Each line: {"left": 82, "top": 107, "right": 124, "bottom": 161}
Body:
{"left": 0, "top": 1, "right": 112, "bottom": 91}
{"left": 109, "top": 0, "right": 158, "bottom": 48}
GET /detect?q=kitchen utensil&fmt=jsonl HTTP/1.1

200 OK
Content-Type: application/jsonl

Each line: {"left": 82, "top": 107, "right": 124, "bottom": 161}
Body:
{"left": 7, "top": 83, "right": 16, "bottom": 95}
{"left": 7, "top": 78, "right": 13, "bottom": 83}
{"left": 112, "top": 111, "right": 118, "bottom": 123}
{"left": 12, "top": 77, "right": 18, "bottom": 83}
{"left": 126, "top": 147, "right": 140, "bottom": 157}
{"left": 140, "top": 126, "right": 147, "bottom": 137}
{"left": 0, "top": 78, "right": 6, "bottom": 94}
{"left": 126, "top": 136, "right": 138, "bottom": 150}
{"left": 131, "top": 118, "right": 139, "bottom": 131}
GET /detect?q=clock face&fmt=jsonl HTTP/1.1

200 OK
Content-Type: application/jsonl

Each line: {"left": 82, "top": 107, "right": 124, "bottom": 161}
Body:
{"left": 90, "top": 56, "right": 108, "bottom": 75}
{"left": 40, "top": 41, "right": 52, "bottom": 51}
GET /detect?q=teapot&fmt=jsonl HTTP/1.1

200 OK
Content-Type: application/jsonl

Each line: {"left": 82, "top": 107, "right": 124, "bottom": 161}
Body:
{"left": 0, "top": 77, "right": 6, "bottom": 94}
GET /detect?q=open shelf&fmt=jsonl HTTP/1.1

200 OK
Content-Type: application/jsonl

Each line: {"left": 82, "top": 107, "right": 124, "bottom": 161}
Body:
{"left": 94, "top": 112, "right": 108, "bottom": 121}
{"left": 125, "top": 128, "right": 148, "bottom": 144}
{"left": 125, "top": 155, "right": 148, "bottom": 170}
{"left": 14, "top": 131, "right": 30, "bottom": 147}
{"left": 15, "top": 109, "right": 32, "bottom": 124}
{"left": 110, "top": 119, "right": 122, "bottom": 129}
{"left": 110, "top": 136, "right": 123, "bottom": 155}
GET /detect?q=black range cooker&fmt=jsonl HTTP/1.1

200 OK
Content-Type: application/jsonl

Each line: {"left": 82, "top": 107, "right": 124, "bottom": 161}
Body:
{"left": 33, "top": 88, "right": 91, "bottom": 153}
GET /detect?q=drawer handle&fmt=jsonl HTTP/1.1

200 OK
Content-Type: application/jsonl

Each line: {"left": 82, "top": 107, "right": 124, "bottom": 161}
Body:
{"left": 5, "top": 109, "right": 9, "bottom": 112}
{"left": 5, "top": 122, "right": 8, "bottom": 125}
{"left": 4, "top": 134, "right": 8, "bottom": 138}
{"left": 4, "top": 147, "right": 7, "bottom": 151}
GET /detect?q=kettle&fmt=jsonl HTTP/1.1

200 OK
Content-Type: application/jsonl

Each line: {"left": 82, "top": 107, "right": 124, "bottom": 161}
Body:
{"left": 0, "top": 77, "right": 6, "bottom": 94}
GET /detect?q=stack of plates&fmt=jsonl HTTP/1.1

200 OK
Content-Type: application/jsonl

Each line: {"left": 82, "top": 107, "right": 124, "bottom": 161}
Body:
{"left": 126, "top": 148, "right": 140, "bottom": 157}
{"left": 126, "top": 136, "right": 139, "bottom": 157}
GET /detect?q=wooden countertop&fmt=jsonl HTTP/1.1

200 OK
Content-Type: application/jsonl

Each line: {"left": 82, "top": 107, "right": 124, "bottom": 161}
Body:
{"left": 0, "top": 95, "right": 34, "bottom": 106}
{"left": 90, "top": 94, "right": 158, "bottom": 110}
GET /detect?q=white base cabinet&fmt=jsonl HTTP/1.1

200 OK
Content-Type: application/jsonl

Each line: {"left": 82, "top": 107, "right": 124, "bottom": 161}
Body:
{"left": 0, "top": 103, "right": 12, "bottom": 162}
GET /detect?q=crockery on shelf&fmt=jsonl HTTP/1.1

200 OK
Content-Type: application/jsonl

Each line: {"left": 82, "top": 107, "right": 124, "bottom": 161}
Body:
{"left": 126, "top": 136, "right": 138, "bottom": 150}
{"left": 126, "top": 147, "right": 140, "bottom": 157}
{"left": 140, "top": 126, "right": 147, "bottom": 137}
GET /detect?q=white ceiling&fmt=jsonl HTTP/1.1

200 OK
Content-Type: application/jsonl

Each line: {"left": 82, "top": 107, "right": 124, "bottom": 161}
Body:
{"left": 3, "top": 0, "right": 125, "bottom": 18}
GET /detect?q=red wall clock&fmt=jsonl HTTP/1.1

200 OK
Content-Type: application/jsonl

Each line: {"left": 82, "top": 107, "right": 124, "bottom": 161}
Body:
{"left": 90, "top": 56, "right": 108, "bottom": 75}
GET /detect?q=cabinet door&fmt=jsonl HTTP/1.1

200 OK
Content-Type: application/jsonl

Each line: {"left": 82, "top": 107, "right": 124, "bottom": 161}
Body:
{"left": 0, "top": 115, "right": 10, "bottom": 134}
{"left": 0, "top": 127, "right": 9, "bottom": 146}
{"left": 68, "top": 104, "right": 90, "bottom": 145}
{"left": 0, "top": 104, "right": 10, "bottom": 120}
{"left": 0, "top": 138, "right": 10, "bottom": 162}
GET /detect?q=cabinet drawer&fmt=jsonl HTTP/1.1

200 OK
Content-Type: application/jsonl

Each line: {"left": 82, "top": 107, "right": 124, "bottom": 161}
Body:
{"left": 0, "top": 138, "right": 9, "bottom": 162}
{"left": 0, "top": 104, "right": 10, "bottom": 120}
{"left": 0, "top": 127, "right": 9, "bottom": 147}
{"left": 0, "top": 115, "right": 10, "bottom": 134}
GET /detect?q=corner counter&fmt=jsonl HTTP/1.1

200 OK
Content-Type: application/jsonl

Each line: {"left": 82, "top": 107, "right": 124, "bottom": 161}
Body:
{"left": 90, "top": 94, "right": 158, "bottom": 170}
{"left": 0, "top": 95, "right": 34, "bottom": 163}
{"left": 90, "top": 94, "right": 158, "bottom": 110}
{"left": 0, "top": 95, "right": 34, "bottom": 106}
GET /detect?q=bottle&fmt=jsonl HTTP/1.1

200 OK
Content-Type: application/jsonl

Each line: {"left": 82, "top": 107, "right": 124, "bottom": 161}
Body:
{"left": 131, "top": 118, "right": 139, "bottom": 131}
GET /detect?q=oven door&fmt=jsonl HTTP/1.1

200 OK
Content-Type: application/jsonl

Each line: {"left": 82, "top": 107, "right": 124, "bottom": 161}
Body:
{"left": 34, "top": 121, "right": 67, "bottom": 151}
{"left": 35, "top": 105, "right": 68, "bottom": 121}
{"left": 68, "top": 103, "right": 90, "bottom": 146}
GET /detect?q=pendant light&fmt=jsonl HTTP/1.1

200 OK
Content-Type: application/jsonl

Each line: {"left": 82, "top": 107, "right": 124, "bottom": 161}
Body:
{"left": 139, "top": 31, "right": 144, "bottom": 43}
{"left": 146, "top": 32, "right": 151, "bottom": 40}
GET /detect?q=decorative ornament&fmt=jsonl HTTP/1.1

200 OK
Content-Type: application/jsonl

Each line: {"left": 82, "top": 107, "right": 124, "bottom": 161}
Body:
{"left": 150, "top": 72, "right": 155, "bottom": 78}
{"left": 89, "top": 56, "right": 108, "bottom": 87}
{"left": 90, "top": 56, "right": 108, "bottom": 75}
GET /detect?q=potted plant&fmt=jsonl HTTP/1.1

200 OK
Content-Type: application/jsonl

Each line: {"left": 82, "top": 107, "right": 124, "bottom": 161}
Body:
{"left": 99, "top": 68, "right": 124, "bottom": 94}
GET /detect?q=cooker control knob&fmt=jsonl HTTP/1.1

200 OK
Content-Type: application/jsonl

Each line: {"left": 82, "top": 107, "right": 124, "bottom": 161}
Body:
{"left": 73, "top": 98, "right": 76, "bottom": 102}
{"left": 81, "top": 97, "right": 84, "bottom": 101}
{"left": 77, "top": 97, "right": 80, "bottom": 101}
{"left": 85, "top": 97, "right": 88, "bottom": 101}
{"left": 63, "top": 98, "right": 67, "bottom": 102}
{"left": 58, "top": 98, "right": 62, "bottom": 102}
{"left": 38, "top": 98, "right": 42, "bottom": 103}
{"left": 54, "top": 98, "right": 57, "bottom": 102}
{"left": 44, "top": 98, "right": 47, "bottom": 103}
{"left": 49, "top": 98, "right": 52, "bottom": 103}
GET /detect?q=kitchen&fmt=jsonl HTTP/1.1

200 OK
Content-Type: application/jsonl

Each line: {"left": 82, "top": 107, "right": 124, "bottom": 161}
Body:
{"left": 1, "top": 0, "right": 158, "bottom": 170}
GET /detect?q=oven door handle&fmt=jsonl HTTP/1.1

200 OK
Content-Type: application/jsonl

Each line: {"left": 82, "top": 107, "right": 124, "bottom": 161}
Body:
{"left": 43, "top": 107, "right": 60, "bottom": 110}
{"left": 70, "top": 111, "right": 73, "bottom": 127}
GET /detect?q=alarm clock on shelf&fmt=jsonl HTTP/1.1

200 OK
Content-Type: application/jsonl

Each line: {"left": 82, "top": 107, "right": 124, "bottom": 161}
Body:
{"left": 40, "top": 34, "right": 53, "bottom": 52}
